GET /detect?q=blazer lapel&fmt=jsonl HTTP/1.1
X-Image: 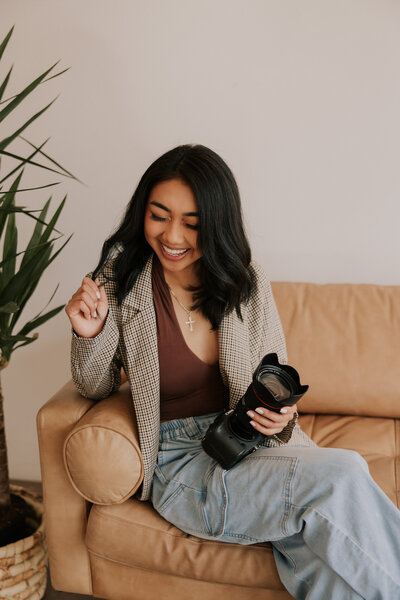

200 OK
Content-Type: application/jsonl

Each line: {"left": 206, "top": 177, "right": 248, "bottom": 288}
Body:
{"left": 120, "top": 255, "right": 160, "bottom": 491}
{"left": 218, "top": 304, "right": 253, "bottom": 409}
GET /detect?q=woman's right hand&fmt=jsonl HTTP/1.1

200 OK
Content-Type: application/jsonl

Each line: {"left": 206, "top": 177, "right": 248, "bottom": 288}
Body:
{"left": 65, "top": 277, "right": 109, "bottom": 338}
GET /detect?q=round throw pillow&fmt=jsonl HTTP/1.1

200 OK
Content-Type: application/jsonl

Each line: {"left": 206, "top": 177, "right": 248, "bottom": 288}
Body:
{"left": 63, "top": 390, "right": 143, "bottom": 504}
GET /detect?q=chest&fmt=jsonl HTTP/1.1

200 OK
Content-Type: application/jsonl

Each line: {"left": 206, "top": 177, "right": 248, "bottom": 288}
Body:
{"left": 171, "top": 300, "right": 219, "bottom": 366}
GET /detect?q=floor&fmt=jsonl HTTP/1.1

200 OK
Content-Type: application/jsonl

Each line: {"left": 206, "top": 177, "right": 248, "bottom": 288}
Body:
{"left": 11, "top": 479, "right": 105, "bottom": 600}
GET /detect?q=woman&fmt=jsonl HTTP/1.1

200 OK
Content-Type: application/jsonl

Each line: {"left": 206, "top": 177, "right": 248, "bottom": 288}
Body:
{"left": 66, "top": 144, "right": 400, "bottom": 600}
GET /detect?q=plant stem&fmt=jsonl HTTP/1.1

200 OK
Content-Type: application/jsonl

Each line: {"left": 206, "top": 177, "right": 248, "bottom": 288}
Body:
{"left": 0, "top": 361, "right": 11, "bottom": 508}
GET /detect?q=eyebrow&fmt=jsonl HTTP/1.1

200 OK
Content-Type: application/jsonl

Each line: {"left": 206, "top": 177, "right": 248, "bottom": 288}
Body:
{"left": 149, "top": 201, "right": 199, "bottom": 217}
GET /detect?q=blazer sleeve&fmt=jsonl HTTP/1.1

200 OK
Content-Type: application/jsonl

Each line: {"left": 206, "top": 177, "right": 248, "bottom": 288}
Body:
{"left": 251, "top": 262, "right": 298, "bottom": 446}
{"left": 70, "top": 266, "right": 122, "bottom": 400}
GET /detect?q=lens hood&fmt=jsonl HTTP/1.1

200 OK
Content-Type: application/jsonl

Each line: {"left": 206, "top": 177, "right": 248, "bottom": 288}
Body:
{"left": 251, "top": 353, "right": 309, "bottom": 412}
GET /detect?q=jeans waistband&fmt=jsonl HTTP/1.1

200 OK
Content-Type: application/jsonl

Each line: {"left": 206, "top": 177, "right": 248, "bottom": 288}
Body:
{"left": 159, "top": 411, "right": 222, "bottom": 441}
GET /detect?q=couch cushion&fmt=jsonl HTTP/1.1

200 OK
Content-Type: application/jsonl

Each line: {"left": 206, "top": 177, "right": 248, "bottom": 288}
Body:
{"left": 299, "top": 414, "right": 400, "bottom": 507}
{"left": 272, "top": 282, "right": 400, "bottom": 418}
{"left": 86, "top": 500, "right": 284, "bottom": 591}
{"left": 63, "top": 389, "right": 143, "bottom": 504}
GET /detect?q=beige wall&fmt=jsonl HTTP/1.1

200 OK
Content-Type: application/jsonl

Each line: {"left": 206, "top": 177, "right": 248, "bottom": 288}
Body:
{"left": 2, "top": 0, "right": 400, "bottom": 480}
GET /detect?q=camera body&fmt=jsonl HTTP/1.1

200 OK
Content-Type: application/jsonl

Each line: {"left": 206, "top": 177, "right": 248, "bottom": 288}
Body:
{"left": 202, "top": 353, "right": 308, "bottom": 470}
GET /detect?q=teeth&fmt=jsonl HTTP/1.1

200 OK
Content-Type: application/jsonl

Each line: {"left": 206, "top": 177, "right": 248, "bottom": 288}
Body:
{"left": 162, "top": 245, "right": 188, "bottom": 256}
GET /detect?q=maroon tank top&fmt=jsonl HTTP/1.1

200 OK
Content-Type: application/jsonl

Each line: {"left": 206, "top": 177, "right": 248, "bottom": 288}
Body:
{"left": 152, "top": 256, "right": 229, "bottom": 422}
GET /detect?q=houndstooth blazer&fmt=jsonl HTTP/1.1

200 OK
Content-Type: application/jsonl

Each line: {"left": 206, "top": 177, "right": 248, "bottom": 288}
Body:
{"left": 71, "top": 254, "right": 315, "bottom": 501}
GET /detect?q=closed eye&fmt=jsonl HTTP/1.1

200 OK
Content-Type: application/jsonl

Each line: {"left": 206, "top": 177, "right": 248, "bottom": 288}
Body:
{"left": 150, "top": 213, "right": 198, "bottom": 229}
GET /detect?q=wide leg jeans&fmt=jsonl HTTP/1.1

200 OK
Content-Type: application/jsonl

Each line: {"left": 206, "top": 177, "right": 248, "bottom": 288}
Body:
{"left": 151, "top": 412, "right": 400, "bottom": 600}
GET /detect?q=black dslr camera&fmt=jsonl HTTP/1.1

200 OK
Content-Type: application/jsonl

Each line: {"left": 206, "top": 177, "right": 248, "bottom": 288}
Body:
{"left": 202, "top": 353, "right": 308, "bottom": 470}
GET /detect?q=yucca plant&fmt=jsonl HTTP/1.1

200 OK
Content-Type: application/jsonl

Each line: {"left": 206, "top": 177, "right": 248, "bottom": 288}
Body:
{"left": 0, "top": 26, "right": 78, "bottom": 544}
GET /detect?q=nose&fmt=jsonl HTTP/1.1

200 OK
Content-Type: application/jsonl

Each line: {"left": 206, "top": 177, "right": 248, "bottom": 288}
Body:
{"left": 164, "top": 219, "right": 186, "bottom": 246}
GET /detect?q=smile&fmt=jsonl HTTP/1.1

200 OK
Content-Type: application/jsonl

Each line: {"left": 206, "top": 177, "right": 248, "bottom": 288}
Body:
{"left": 161, "top": 244, "right": 190, "bottom": 258}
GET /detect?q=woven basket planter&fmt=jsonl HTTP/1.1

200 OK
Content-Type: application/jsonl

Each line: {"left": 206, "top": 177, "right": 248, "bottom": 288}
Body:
{"left": 0, "top": 485, "right": 47, "bottom": 600}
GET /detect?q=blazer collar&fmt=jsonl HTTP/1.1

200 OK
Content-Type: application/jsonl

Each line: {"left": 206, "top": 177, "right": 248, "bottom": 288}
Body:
{"left": 121, "top": 254, "right": 154, "bottom": 312}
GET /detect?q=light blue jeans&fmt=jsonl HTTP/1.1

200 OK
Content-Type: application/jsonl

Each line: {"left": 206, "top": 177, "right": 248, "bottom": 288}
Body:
{"left": 151, "top": 412, "right": 400, "bottom": 600}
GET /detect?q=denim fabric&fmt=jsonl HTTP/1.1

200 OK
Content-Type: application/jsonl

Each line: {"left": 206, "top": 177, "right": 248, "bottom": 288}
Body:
{"left": 151, "top": 412, "right": 400, "bottom": 600}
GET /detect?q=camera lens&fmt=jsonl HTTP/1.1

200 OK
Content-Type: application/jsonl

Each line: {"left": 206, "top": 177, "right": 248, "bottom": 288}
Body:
{"left": 257, "top": 366, "right": 297, "bottom": 402}
{"left": 259, "top": 374, "right": 291, "bottom": 401}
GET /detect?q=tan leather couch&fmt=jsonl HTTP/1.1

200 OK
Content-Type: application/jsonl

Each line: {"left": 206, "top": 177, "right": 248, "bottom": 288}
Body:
{"left": 37, "top": 281, "right": 400, "bottom": 600}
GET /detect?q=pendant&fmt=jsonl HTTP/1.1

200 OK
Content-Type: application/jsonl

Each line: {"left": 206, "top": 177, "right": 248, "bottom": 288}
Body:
{"left": 185, "top": 313, "right": 195, "bottom": 332}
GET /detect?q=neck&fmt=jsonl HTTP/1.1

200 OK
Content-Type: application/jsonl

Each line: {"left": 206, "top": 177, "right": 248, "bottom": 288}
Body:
{"left": 163, "top": 264, "right": 200, "bottom": 291}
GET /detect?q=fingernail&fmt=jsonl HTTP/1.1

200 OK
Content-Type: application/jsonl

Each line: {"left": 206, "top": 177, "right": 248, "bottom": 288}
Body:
{"left": 250, "top": 420, "right": 257, "bottom": 427}
{"left": 255, "top": 408, "right": 264, "bottom": 415}
{"left": 93, "top": 310, "right": 97, "bottom": 318}
{"left": 96, "top": 291, "right": 100, "bottom": 299}
{"left": 247, "top": 411, "right": 254, "bottom": 418}
{"left": 280, "top": 408, "right": 288, "bottom": 414}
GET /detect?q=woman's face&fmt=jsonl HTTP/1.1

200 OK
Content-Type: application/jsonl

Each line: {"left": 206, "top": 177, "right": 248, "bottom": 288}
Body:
{"left": 144, "top": 178, "right": 202, "bottom": 279}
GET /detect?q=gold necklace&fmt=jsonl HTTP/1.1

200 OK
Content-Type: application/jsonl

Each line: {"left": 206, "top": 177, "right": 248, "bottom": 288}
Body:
{"left": 168, "top": 286, "right": 195, "bottom": 332}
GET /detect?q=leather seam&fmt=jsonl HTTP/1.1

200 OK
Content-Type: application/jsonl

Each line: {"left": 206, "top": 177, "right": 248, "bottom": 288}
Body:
{"left": 65, "top": 424, "right": 141, "bottom": 449}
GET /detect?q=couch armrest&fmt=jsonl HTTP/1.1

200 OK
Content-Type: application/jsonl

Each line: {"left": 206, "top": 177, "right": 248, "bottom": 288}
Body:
{"left": 37, "top": 381, "right": 95, "bottom": 594}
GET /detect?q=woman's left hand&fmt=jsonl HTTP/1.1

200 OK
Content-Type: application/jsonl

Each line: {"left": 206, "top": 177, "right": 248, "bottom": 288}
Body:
{"left": 246, "top": 404, "right": 297, "bottom": 436}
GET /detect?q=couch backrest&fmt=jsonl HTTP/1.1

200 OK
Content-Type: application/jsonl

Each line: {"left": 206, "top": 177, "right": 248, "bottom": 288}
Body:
{"left": 271, "top": 282, "right": 400, "bottom": 418}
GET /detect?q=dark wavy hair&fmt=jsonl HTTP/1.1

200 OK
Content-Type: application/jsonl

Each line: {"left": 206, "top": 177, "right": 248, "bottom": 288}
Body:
{"left": 92, "top": 144, "right": 254, "bottom": 329}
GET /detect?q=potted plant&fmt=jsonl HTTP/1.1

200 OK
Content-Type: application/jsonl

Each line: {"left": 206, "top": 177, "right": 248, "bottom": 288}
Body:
{"left": 0, "top": 26, "right": 78, "bottom": 598}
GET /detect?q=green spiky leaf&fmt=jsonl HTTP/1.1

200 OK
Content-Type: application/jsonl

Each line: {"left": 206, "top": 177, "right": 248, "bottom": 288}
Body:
{"left": 18, "top": 304, "right": 64, "bottom": 336}
{"left": 0, "top": 27, "right": 14, "bottom": 62}
{"left": 0, "top": 66, "right": 13, "bottom": 103}
{"left": 0, "top": 62, "right": 58, "bottom": 124}
{"left": 0, "top": 302, "right": 18, "bottom": 314}
{"left": 0, "top": 98, "right": 57, "bottom": 153}
{"left": 0, "top": 171, "right": 23, "bottom": 239}
{"left": 0, "top": 138, "right": 50, "bottom": 185}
